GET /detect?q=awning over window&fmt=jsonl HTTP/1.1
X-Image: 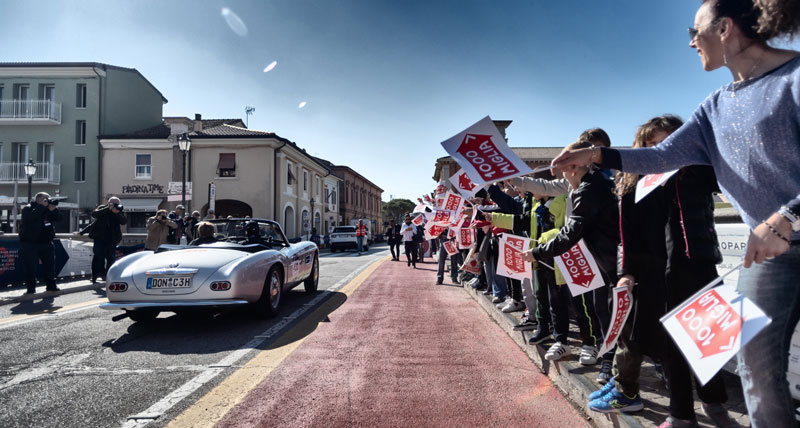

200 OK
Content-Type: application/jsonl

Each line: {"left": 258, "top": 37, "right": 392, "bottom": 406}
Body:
{"left": 218, "top": 153, "right": 235, "bottom": 169}
{"left": 118, "top": 198, "right": 163, "bottom": 212}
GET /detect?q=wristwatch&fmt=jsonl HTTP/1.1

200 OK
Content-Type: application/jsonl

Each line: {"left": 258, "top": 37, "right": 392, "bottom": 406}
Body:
{"left": 779, "top": 206, "right": 800, "bottom": 232}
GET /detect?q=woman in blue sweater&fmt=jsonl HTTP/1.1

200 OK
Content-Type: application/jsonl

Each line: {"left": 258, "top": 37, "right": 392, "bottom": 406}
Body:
{"left": 553, "top": 1, "right": 800, "bottom": 426}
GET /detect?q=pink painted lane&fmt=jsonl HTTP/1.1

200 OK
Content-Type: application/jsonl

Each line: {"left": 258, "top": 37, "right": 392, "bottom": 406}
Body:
{"left": 216, "top": 258, "right": 592, "bottom": 428}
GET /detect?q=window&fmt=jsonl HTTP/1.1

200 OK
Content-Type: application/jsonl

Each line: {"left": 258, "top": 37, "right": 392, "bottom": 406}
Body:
{"left": 42, "top": 85, "right": 55, "bottom": 102}
{"left": 17, "top": 85, "right": 29, "bottom": 101}
{"left": 75, "top": 157, "right": 85, "bottom": 182}
{"left": 38, "top": 143, "right": 54, "bottom": 164}
{"left": 11, "top": 143, "right": 27, "bottom": 163}
{"left": 76, "top": 120, "right": 86, "bottom": 145}
{"left": 316, "top": 177, "right": 321, "bottom": 196}
{"left": 135, "top": 153, "right": 152, "bottom": 178}
{"left": 303, "top": 170, "right": 308, "bottom": 192}
{"left": 76, "top": 84, "right": 87, "bottom": 108}
{"left": 0, "top": 85, "right": 4, "bottom": 100}
{"left": 287, "top": 162, "right": 295, "bottom": 185}
{"left": 217, "top": 153, "right": 236, "bottom": 177}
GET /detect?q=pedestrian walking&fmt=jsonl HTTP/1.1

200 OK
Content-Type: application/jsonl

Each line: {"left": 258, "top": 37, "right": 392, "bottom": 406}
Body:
{"left": 385, "top": 219, "right": 402, "bottom": 261}
{"left": 552, "top": 2, "right": 800, "bottom": 423}
{"left": 400, "top": 214, "right": 418, "bottom": 268}
{"left": 19, "top": 192, "right": 62, "bottom": 294}
{"left": 144, "top": 209, "right": 177, "bottom": 251}
{"left": 89, "top": 196, "right": 127, "bottom": 283}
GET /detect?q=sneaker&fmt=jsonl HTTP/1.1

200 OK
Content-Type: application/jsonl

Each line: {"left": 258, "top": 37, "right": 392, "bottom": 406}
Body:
{"left": 436, "top": 278, "right": 443, "bottom": 285}
{"left": 701, "top": 403, "right": 740, "bottom": 428}
{"left": 501, "top": 300, "right": 525, "bottom": 313}
{"left": 496, "top": 297, "right": 512, "bottom": 309}
{"left": 513, "top": 317, "right": 538, "bottom": 331}
{"left": 580, "top": 345, "right": 599, "bottom": 365}
{"left": 589, "top": 378, "right": 616, "bottom": 400}
{"left": 544, "top": 341, "right": 571, "bottom": 361}
{"left": 481, "top": 288, "right": 493, "bottom": 295}
{"left": 467, "top": 277, "right": 481, "bottom": 289}
{"left": 491, "top": 296, "right": 505, "bottom": 304}
{"left": 596, "top": 359, "right": 613, "bottom": 384}
{"left": 588, "top": 386, "right": 643, "bottom": 413}
{"left": 658, "top": 417, "right": 700, "bottom": 428}
{"left": 528, "top": 327, "right": 552, "bottom": 344}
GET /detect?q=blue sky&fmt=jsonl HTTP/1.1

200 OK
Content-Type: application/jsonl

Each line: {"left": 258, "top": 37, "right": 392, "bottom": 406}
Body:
{"left": 3, "top": 0, "right": 798, "bottom": 201}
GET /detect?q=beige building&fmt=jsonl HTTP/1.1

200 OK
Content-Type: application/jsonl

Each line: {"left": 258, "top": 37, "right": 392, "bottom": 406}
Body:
{"left": 100, "top": 115, "right": 339, "bottom": 239}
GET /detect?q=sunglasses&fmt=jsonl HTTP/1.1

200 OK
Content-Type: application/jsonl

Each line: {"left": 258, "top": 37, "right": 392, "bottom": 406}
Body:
{"left": 688, "top": 17, "right": 722, "bottom": 42}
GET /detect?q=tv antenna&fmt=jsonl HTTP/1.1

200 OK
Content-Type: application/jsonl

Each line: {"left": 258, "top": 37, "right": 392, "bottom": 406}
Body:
{"left": 245, "top": 106, "right": 255, "bottom": 128}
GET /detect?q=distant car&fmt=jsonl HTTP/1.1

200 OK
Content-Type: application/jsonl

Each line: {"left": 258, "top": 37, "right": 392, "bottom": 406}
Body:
{"left": 329, "top": 225, "right": 369, "bottom": 252}
{"left": 99, "top": 219, "right": 319, "bottom": 322}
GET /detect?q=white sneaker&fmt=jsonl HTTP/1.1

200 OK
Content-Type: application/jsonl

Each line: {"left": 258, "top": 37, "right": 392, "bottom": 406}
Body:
{"left": 491, "top": 296, "right": 505, "bottom": 304}
{"left": 496, "top": 297, "right": 512, "bottom": 309}
{"left": 580, "top": 345, "right": 599, "bottom": 365}
{"left": 466, "top": 277, "right": 481, "bottom": 288}
{"left": 544, "top": 341, "right": 571, "bottom": 361}
{"left": 501, "top": 300, "right": 525, "bottom": 313}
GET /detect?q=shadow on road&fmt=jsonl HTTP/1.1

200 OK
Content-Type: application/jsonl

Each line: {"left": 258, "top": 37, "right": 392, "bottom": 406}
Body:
{"left": 100, "top": 288, "right": 348, "bottom": 356}
{"left": 9, "top": 297, "right": 60, "bottom": 314}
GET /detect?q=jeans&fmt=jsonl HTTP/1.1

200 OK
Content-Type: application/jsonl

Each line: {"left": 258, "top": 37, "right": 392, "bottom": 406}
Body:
{"left": 356, "top": 236, "right": 364, "bottom": 253}
{"left": 92, "top": 239, "right": 116, "bottom": 279}
{"left": 737, "top": 243, "right": 800, "bottom": 428}
{"left": 488, "top": 257, "right": 506, "bottom": 299}
{"left": 520, "top": 277, "right": 536, "bottom": 317}
{"left": 437, "top": 242, "right": 462, "bottom": 282}
{"left": 21, "top": 241, "right": 56, "bottom": 291}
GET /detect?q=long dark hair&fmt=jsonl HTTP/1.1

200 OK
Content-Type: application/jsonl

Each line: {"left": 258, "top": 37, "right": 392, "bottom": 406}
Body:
{"left": 615, "top": 115, "right": 684, "bottom": 197}
{"left": 703, "top": 0, "right": 800, "bottom": 40}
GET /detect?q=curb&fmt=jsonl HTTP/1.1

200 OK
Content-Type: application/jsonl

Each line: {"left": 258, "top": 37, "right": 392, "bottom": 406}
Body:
{"left": 0, "top": 282, "right": 105, "bottom": 307}
{"left": 461, "top": 283, "right": 643, "bottom": 428}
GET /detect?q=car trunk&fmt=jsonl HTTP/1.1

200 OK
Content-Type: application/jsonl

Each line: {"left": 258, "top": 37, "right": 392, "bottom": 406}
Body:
{"left": 130, "top": 248, "right": 246, "bottom": 295}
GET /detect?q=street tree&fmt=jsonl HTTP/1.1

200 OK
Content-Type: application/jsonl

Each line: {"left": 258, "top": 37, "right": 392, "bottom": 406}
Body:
{"left": 382, "top": 199, "right": 415, "bottom": 223}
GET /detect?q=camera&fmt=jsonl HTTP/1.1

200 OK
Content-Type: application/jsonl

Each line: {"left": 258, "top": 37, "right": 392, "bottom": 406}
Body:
{"left": 112, "top": 203, "right": 124, "bottom": 211}
{"left": 46, "top": 198, "right": 59, "bottom": 206}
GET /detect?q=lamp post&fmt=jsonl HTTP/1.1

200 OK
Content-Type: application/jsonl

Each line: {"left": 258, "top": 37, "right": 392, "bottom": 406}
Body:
{"left": 178, "top": 133, "right": 191, "bottom": 210}
{"left": 24, "top": 159, "right": 37, "bottom": 202}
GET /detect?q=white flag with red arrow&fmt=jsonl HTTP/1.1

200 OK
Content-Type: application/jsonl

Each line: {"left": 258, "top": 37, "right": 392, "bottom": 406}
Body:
{"left": 635, "top": 170, "right": 678, "bottom": 203}
{"left": 449, "top": 169, "right": 481, "bottom": 198}
{"left": 440, "top": 116, "right": 533, "bottom": 187}
{"left": 598, "top": 285, "right": 634, "bottom": 356}
{"left": 553, "top": 239, "right": 605, "bottom": 296}
{"left": 495, "top": 234, "right": 532, "bottom": 281}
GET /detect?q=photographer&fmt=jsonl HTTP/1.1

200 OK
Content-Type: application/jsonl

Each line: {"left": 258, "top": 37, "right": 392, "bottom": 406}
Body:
{"left": 89, "top": 196, "right": 127, "bottom": 283}
{"left": 145, "top": 209, "right": 177, "bottom": 250}
{"left": 19, "top": 192, "right": 62, "bottom": 294}
{"left": 167, "top": 205, "right": 186, "bottom": 244}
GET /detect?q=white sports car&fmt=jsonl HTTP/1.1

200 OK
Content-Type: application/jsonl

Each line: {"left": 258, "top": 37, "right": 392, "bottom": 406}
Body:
{"left": 100, "top": 219, "right": 319, "bottom": 322}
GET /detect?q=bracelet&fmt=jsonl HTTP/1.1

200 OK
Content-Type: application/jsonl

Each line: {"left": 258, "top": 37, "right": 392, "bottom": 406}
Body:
{"left": 764, "top": 221, "right": 791, "bottom": 243}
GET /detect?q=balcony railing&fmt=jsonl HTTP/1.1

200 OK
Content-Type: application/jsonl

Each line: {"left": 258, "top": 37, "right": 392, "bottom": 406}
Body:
{"left": 0, "top": 162, "right": 61, "bottom": 184}
{"left": 0, "top": 100, "right": 62, "bottom": 124}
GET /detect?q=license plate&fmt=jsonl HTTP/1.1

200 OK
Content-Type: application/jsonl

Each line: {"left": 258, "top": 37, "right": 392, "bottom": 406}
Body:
{"left": 147, "top": 276, "right": 192, "bottom": 289}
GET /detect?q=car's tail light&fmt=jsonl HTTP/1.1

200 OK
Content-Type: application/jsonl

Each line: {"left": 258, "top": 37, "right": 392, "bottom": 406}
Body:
{"left": 108, "top": 282, "right": 128, "bottom": 292}
{"left": 210, "top": 281, "right": 231, "bottom": 291}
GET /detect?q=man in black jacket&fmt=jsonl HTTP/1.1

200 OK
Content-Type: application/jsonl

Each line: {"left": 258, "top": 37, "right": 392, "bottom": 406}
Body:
{"left": 20, "top": 192, "right": 62, "bottom": 293}
{"left": 89, "top": 196, "right": 127, "bottom": 282}
{"left": 385, "top": 219, "right": 401, "bottom": 261}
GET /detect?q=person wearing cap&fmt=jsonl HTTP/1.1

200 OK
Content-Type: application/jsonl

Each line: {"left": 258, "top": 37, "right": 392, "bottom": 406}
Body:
{"left": 204, "top": 209, "right": 216, "bottom": 220}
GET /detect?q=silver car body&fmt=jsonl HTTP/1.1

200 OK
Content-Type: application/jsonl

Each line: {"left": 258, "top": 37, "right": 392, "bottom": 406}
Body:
{"left": 100, "top": 219, "right": 318, "bottom": 313}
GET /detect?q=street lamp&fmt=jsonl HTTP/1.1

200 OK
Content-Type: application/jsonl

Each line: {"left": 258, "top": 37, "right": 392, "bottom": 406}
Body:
{"left": 178, "top": 133, "right": 191, "bottom": 210}
{"left": 24, "top": 159, "right": 37, "bottom": 202}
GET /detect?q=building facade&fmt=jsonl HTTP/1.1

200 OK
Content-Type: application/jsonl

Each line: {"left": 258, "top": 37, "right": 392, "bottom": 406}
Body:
{"left": 0, "top": 62, "right": 166, "bottom": 231}
{"left": 101, "top": 116, "right": 340, "bottom": 239}
{"left": 316, "top": 160, "right": 383, "bottom": 237}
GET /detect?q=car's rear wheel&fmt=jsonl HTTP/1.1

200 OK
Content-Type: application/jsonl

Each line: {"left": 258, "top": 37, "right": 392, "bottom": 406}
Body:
{"left": 304, "top": 254, "right": 319, "bottom": 293}
{"left": 128, "top": 310, "right": 159, "bottom": 323}
{"left": 256, "top": 267, "right": 282, "bottom": 318}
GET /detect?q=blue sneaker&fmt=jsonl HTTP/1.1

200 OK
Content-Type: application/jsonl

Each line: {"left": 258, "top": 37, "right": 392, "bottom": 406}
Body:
{"left": 588, "top": 386, "right": 644, "bottom": 413}
{"left": 588, "top": 377, "right": 616, "bottom": 400}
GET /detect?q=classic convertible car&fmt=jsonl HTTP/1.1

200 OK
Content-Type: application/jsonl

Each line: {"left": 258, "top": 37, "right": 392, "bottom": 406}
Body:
{"left": 100, "top": 219, "right": 319, "bottom": 322}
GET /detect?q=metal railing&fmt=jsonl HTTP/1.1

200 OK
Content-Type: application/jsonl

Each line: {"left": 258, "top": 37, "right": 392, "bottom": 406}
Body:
{"left": 0, "top": 162, "right": 61, "bottom": 184}
{"left": 0, "top": 100, "right": 62, "bottom": 123}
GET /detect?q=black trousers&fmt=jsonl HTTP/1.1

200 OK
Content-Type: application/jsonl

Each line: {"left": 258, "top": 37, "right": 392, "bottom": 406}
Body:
{"left": 388, "top": 240, "right": 401, "bottom": 259}
{"left": 21, "top": 241, "right": 56, "bottom": 291}
{"left": 664, "top": 259, "right": 728, "bottom": 420}
{"left": 92, "top": 239, "right": 116, "bottom": 278}
{"left": 404, "top": 241, "right": 418, "bottom": 266}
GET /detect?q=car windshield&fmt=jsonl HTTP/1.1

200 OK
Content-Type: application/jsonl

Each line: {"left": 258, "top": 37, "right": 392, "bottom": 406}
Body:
{"left": 206, "top": 219, "right": 286, "bottom": 244}
{"left": 333, "top": 227, "right": 355, "bottom": 233}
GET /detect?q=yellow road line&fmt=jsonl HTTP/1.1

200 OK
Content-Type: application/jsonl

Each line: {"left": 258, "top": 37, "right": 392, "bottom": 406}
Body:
{"left": 0, "top": 297, "right": 107, "bottom": 327}
{"left": 165, "top": 255, "right": 389, "bottom": 428}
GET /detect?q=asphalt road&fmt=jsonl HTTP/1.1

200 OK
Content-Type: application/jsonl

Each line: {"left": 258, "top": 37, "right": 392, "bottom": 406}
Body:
{"left": 0, "top": 245, "right": 390, "bottom": 428}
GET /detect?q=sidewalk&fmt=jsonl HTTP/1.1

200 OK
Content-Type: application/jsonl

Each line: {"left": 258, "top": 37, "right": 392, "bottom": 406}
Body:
{"left": 0, "top": 276, "right": 104, "bottom": 306}
{"left": 214, "top": 257, "right": 593, "bottom": 428}
{"left": 460, "top": 276, "right": 751, "bottom": 428}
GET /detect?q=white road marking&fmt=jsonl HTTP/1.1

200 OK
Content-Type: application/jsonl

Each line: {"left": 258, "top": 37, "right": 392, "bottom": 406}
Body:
{"left": 120, "top": 252, "right": 388, "bottom": 428}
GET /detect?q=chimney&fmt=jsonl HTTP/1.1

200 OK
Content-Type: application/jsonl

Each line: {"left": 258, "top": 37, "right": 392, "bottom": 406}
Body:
{"left": 194, "top": 113, "right": 203, "bottom": 131}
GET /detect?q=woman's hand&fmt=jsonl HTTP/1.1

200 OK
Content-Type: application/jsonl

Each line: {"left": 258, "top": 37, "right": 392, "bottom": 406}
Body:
{"left": 616, "top": 275, "right": 635, "bottom": 291}
{"left": 550, "top": 147, "right": 598, "bottom": 173}
{"left": 523, "top": 249, "right": 536, "bottom": 263}
{"left": 744, "top": 212, "right": 792, "bottom": 268}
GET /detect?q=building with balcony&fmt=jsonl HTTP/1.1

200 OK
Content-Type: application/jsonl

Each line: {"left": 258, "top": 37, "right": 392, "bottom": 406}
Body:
{"left": 0, "top": 62, "right": 166, "bottom": 231}
{"left": 101, "top": 115, "right": 340, "bottom": 239}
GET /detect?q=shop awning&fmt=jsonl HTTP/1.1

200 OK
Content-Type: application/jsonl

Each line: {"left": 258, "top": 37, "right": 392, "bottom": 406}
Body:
{"left": 218, "top": 153, "right": 236, "bottom": 169}
{"left": 118, "top": 198, "right": 163, "bottom": 213}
